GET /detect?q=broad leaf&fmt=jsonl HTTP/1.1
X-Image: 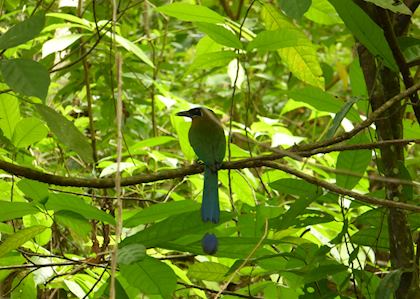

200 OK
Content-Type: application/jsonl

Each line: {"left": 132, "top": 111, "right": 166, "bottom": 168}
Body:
{"left": 46, "top": 193, "right": 115, "bottom": 224}
{"left": 279, "top": 0, "right": 312, "bottom": 19}
{"left": 0, "top": 94, "right": 20, "bottom": 139}
{"left": 304, "top": 0, "right": 343, "bottom": 25}
{"left": 12, "top": 117, "right": 48, "bottom": 148}
{"left": 261, "top": 4, "right": 324, "bottom": 89}
{"left": 364, "top": 0, "right": 411, "bottom": 15}
{"left": 0, "top": 202, "right": 39, "bottom": 222}
{"left": 248, "top": 29, "right": 309, "bottom": 51}
{"left": 1, "top": 59, "right": 50, "bottom": 100}
{"left": 187, "top": 261, "right": 229, "bottom": 281}
{"left": 111, "top": 34, "right": 154, "bottom": 68}
{"left": 196, "top": 23, "right": 242, "bottom": 49}
{"left": 270, "top": 178, "right": 321, "bottom": 198}
{"left": 0, "top": 12, "right": 45, "bottom": 49}
{"left": 118, "top": 244, "right": 146, "bottom": 265}
{"left": 124, "top": 200, "right": 200, "bottom": 227}
{"left": 336, "top": 134, "right": 372, "bottom": 189}
{"left": 42, "top": 34, "right": 84, "bottom": 58}
{"left": 122, "top": 211, "right": 231, "bottom": 247}
{"left": 35, "top": 104, "right": 94, "bottom": 163}
{"left": 328, "top": 0, "right": 398, "bottom": 71}
{"left": 120, "top": 256, "right": 177, "bottom": 299}
{"left": 288, "top": 87, "right": 361, "bottom": 122}
{"left": 188, "top": 51, "right": 237, "bottom": 72}
{"left": 0, "top": 226, "right": 47, "bottom": 258}
{"left": 375, "top": 270, "right": 403, "bottom": 299}
{"left": 156, "top": 3, "right": 224, "bottom": 23}
{"left": 16, "top": 179, "right": 49, "bottom": 203}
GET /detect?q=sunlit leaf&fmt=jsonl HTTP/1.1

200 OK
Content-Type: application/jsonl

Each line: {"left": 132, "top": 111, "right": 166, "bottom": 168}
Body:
{"left": 156, "top": 3, "right": 224, "bottom": 23}
{"left": 196, "top": 23, "right": 242, "bottom": 49}
{"left": 12, "top": 117, "right": 48, "bottom": 148}
{"left": 42, "top": 34, "right": 84, "bottom": 58}
{"left": 0, "top": 94, "right": 20, "bottom": 140}
{"left": 0, "top": 226, "right": 47, "bottom": 258}
{"left": 188, "top": 262, "right": 229, "bottom": 281}
{"left": 46, "top": 193, "right": 115, "bottom": 224}
{"left": 0, "top": 202, "right": 39, "bottom": 222}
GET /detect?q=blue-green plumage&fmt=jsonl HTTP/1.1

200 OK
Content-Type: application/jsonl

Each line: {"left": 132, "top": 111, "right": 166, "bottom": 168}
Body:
{"left": 176, "top": 107, "right": 226, "bottom": 224}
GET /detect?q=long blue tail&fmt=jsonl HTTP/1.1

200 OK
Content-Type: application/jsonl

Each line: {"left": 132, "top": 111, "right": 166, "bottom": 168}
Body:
{"left": 202, "top": 166, "right": 220, "bottom": 223}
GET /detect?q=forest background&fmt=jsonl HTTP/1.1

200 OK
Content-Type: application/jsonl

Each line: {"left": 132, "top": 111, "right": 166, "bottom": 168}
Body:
{"left": 0, "top": 0, "right": 419, "bottom": 298}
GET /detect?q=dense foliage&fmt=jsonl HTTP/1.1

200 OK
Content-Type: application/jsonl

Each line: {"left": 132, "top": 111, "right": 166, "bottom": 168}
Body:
{"left": 0, "top": 0, "right": 419, "bottom": 298}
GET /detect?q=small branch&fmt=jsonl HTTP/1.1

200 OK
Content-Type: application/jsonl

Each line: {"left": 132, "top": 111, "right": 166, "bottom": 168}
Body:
{"left": 261, "top": 161, "right": 420, "bottom": 213}
{"left": 292, "top": 81, "right": 420, "bottom": 152}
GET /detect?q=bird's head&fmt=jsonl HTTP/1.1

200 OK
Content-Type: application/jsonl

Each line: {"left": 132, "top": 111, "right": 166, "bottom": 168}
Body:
{"left": 176, "top": 107, "right": 203, "bottom": 118}
{"left": 177, "top": 107, "right": 223, "bottom": 128}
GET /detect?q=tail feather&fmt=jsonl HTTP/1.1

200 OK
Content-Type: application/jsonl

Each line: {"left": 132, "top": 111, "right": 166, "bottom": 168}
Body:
{"left": 202, "top": 166, "right": 220, "bottom": 223}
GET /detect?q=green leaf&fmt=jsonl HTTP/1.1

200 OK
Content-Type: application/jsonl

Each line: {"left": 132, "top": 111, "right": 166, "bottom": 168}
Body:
{"left": 42, "top": 34, "right": 84, "bottom": 58}
{"left": 196, "top": 23, "right": 242, "bottom": 49}
{"left": 270, "top": 197, "right": 317, "bottom": 230}
{"left": 269, "top": 178, "right": 321, "bottom": 198}
{"left": 12, "top": 117, "right": 48, "bottom": 148}
{"left": 130, "top": 136, "right": 176, "bottom": 149}
{"left": 288, "top": 87, "right": 361, "bottom": 122}
{"left": 188, "top": 51, "right": 237, "bottom": 72}
{"left": 0, "top": 202, "right": 39, "bottom": 221}
{"left": 304, "top": 0, "right": 343, "bottom": 25}
{"left": 364, "top": 0, "right": 412, "bottom": 15}
{"left": 279, "top": 0, "right": 312, "bottom": 19}
{"left": 248, "top": 29, "right": 308, "bottom": 51}
{"left": 165, "top": 236, "right": 273, "bottom": 259}
{"left": 11, "top": 273, "right": 36, "bottom": 299}
{"left": 397, "top": 162, "right": 413, "bottom": 202}
{"left": 325, "top": 97, "right": 358, "bottom": 139}
{"left": 328, "top": 0, "right": 398, "bottom": 71}
{"left": 156, "top": 3, "right": 224, "bottom": 24}
{"left": 0, "top": 226, "right": 47, "bottom": 258}
{"left": 111, "top": 34, "right": 154, "bottom": 68}
{"left": 46, "top": 13, "right": 92, "bottom": 29}
{"left": 349, "top": 58, "right": 368, "bottom": 97}
{"left": 0, "top": 93, "right": 20, "bottom": 139}
{"left": 122, "top": 211, "right": 230, "bottom": 247}
{"left": 118, "top": 244, "right": 146, "bottom": 265}
{"left": 120, "top": 256, "right": 177, "bottom": 299}
{"left": 1, "top": 59, "right": 50, "bottom": 101}
{"left": 261, "top": 4, "right": 324, "bottom": 89}
{"left": 219, "top": 170, "right": 255, "bottom": 207}
{"left": 16, "top": 179, "right": 49, "bottom": 203}
{"left": 55, "top": 211, "right": 91, "bottom": 239}
{"left": 35, "top": 104, "right": 94, "bottom": 163}
{"left": 336, "top": 134, "right": 372, "bottom": 189}
{"left": 375, "top": 270, "right": 403, "bottom": 299}
{"left": 46, "top": 193, "right": 115, "bottom": 224}
{"left": 0, "top": 12, "right": 45, "bottom": 49}
{"left": 351, "top": 227, "right": 389, "bottom": 249}
{"left": 188, "top": 261, "right": 229, "bottom": 281}
{"left": 124, "top": 200, "right": 200, "bottom": 227}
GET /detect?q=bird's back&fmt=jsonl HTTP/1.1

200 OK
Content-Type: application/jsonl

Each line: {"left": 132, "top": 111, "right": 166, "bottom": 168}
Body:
{"left": 188, "top": 109, "right": 226, "bottom": 166}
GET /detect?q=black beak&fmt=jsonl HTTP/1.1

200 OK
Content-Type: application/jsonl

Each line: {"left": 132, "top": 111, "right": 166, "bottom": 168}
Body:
{"left": 176, "top": 110, "right": 191, "bottom": 117}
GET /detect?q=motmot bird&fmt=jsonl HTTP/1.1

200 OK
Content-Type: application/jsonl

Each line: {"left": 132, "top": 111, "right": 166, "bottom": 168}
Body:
{"left": 176, "top": 107, "right": 226, "bottom": 223}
